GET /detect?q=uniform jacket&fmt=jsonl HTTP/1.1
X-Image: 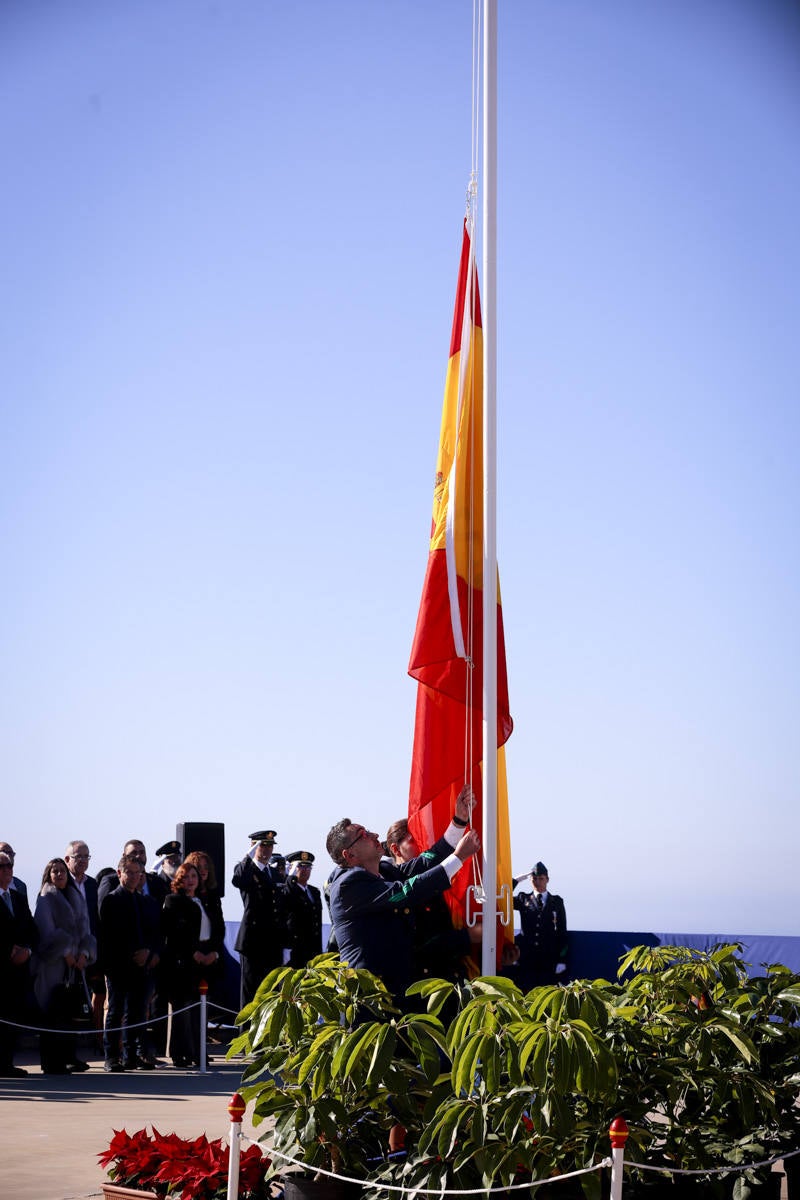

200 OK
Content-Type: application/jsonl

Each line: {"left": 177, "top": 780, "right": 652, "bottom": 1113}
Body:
{"left": 514, "top": 890, "right": 568, "bottom": 974}
{"left": 284, "top": 877, "right": 323, "bottom": 967}
{"left": 231, "top": 857, "right": 285, "bottom": 958}
{"left": 327, "top": 836, "right": 454, "bottom": 1003}
{"left": 32, "top": 882, "right": 96, "bottom": 1010}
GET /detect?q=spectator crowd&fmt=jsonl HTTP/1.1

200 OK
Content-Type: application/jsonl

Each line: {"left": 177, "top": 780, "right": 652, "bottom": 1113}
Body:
{"left": 0, "top": 803, "right": 568, "bottom": 1078}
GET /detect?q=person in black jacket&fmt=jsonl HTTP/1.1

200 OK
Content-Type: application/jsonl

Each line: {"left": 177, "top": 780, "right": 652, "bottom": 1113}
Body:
{"left": 385, "top": 819, "right": 471, "bottom": 985}
{"left": 98, "top": 857, "right": 161, "bottom": 1071}
{"left": 283, "top": 851, "right": 323, "bottom": 968}
{"left": 513, "top": 861, "right": 569, "bottom": 988}
{"left": 326, "top": 786, "right": 480, "bottom": 1008}
{"left": 0, "top": 851, "right": 39, "bottom": 1077}
{"left": 231, "top": 830, "right": 285, "bottom": 1006}
{"left": 161, "top": 862, "right": 223, "bottom": 1067}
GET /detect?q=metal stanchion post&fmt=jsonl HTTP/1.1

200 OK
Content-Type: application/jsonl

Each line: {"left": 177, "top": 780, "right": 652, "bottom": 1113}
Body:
{"left": 609, "top": 1116, "right": 629, "bottom": 1200}
{"left": 199, "top": 980, "right": 209, "bottom": 1073}
{"left": 227, "top": 1092, "right": 246, "bottom": 1200}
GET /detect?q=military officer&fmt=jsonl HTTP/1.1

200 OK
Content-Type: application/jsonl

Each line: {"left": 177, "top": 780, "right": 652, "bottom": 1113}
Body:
{"left": 155, "top": 840, "right": 183, "bottom": 888}
{"left": 231, "top": 830, "right": 285, "bottom": 1006}
{"left": 284, "top": 851, "right": 323, "bottom": 968}
{"left": 513, "top": 860, "right": 569, "bottom": 988}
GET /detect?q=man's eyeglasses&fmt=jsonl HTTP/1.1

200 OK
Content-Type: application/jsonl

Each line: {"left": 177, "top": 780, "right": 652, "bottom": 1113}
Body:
{"left": 343, "top": 827, "right": 366, "bottom": 852}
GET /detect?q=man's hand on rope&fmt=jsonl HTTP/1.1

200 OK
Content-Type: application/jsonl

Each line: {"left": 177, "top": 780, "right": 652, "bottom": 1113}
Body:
{"left": 454, "top": 783, "right": 475, "bottom": 825}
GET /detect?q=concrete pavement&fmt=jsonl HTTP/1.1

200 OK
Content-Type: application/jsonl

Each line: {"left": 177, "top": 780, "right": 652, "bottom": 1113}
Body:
{"left": 1, "top": 1045, "right": 265, "bottom": 1200}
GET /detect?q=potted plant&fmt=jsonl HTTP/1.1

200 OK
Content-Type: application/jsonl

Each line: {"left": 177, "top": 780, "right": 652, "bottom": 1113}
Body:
{"left": 98, "top": 1126, "right": 271, "bottom": 1199}
{"left": 232, "top": 946, "right": 800, "bottom": 1200}
{"left": 229, "top": 954, "right": 447, "bottom": 1199}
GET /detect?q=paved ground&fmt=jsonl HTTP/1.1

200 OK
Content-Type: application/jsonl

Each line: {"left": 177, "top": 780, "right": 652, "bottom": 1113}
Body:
{"left": 1, "top": 1044, "right": 265, "bottom": 1200}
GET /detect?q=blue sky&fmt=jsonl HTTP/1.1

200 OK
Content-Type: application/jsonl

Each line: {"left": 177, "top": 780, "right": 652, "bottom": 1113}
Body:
{"left": 2, "top": 0, "right": 798, "bottom": 940}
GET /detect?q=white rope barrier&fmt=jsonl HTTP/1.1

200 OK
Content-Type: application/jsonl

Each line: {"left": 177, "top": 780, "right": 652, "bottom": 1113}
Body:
{"left": 0, "top": 1000, "right": 201, "bottom": 1036}
{"left": 263, "top": 1145, "right": 611, "bottom": 1194}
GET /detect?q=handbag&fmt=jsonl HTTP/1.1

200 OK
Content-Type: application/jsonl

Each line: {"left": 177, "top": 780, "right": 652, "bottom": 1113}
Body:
{"left": 50, "top": 966, "right": 93, "bottom": 1028}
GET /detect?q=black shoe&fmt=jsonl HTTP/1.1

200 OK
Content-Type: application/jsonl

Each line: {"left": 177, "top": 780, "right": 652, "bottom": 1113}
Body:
{"left": 104, "top": 1059, "right": 125, "bottom": 1073}
{"left": 138, "top": 1055, "right": 156, "bottom": 1070}
{"left": 42, "top": 1066, "right": 73, "bottom": 1075}
{"left": 67, "top": 1060, "right": 90, "bottom": 1072}
{"left": 123, "top": 1056, "right": 140, "bottom": 1070}
{"left": 0, "top": 1066, "right": 28, "bottom": 1078}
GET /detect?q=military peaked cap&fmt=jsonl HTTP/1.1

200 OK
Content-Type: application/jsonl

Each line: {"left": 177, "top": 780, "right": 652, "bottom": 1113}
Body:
{"left": 156, "top": 840, "right": 182, "bottom": 857}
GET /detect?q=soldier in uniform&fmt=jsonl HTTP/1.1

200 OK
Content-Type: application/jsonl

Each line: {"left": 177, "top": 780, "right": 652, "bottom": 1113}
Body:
{"left": 513, "top": 861, "right": 568, "bottom": 988}
{"left": 283, "top": 851, "right": 323, "bottom": 968}
{"left": 154, "top": 840, "right": 183, "bottom": 889}
{"left": 325, "top": 785, "right": 480, "bottom": 1009}
{"left": 231, "top": 830, "right": 285, "bottom": 1006}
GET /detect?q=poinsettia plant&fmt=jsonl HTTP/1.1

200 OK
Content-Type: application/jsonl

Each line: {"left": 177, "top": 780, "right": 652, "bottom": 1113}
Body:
{"left": 98, "top": 1127, "right": 271, "bottom": 1199}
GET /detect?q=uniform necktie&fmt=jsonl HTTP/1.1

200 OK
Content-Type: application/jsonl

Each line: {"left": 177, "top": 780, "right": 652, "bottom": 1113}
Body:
{"left": 535, "top": 893, "right": 543, "bottom": 910}
{"left": 2, "top": 890, "right": 13, "bottom": 913}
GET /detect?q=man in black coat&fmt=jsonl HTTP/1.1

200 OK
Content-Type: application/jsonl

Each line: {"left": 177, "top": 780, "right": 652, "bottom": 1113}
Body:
{"left": 325, "top": 785, "right": 480, "bottom": 1008}
{"left": 513, "top": 860, "right": 569, "bottom": 988}
{"left": 284, "top": 851, "right": 323, "bottom": 968}
{"left": 232, "top": 830, "right": 286, "bottom": 1006}
{"left": 0, "top": 850, "right": 39, "bottom": 1076}
{"left": 99, "top": 857, "right": 162, "bottom": 1071}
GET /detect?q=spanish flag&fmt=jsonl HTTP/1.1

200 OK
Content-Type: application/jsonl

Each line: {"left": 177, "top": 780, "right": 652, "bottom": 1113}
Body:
{"left": 408, "top": 222, "right": 513, "bottom": 961}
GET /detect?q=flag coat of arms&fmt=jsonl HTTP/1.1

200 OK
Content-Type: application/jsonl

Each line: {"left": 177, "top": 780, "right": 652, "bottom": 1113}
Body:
{"left": 408, "top": 221, "right": 513, "bottom": 954}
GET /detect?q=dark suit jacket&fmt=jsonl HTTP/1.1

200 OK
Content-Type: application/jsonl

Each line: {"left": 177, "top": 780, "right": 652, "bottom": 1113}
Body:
{"left": 160, "top": 892, "right": 224, "bottom": 988}
{"left": 0, "top": 888, "right": 39, "bottom": 1039}
{"left": 327, "top": 837, "right": 455, "bottom": 1003}
{"left": 99, "top": 885, "right": 162, "bottom": 977}
{"left": 1, "top": 888, "right": 38, "bottom": 975}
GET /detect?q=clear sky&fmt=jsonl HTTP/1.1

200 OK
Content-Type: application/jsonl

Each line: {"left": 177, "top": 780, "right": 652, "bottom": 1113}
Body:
{"left": 2, "top": 0, "right": 798, "bottom": 940}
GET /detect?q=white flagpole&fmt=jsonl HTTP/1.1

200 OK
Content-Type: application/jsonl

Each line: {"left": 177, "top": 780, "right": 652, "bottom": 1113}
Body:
{"left": 481, "top": 0, "right": 498, "bottom": 977}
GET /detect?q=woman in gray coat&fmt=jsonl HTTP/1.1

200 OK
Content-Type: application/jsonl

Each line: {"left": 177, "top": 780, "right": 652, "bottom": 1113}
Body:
{"left": 33, "top": 857, "right": 96, "bottom": 1074}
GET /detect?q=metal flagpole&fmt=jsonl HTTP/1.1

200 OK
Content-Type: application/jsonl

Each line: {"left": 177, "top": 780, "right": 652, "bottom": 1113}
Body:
{"left": 481, "top": 0, "right": 498, "bottom": 977}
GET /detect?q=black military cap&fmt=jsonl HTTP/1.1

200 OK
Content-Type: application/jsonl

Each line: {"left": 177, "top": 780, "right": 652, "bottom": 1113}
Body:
{"left": 287, "top": 850, "right": 314, "bottom": 865}
{"left": 249, "top": 830, "right": 277, "bottom": 844}
{"left": 269, "top": 853, "right": 286, "bottom": 867}
{"left": 156, "top": 840, "right": 182, "bottom": 857}
{"left": 530, "top": 861, "right": 548, "bottom": 876}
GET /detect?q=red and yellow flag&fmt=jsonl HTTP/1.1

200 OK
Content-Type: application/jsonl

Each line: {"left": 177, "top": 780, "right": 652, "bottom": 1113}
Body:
{"left": 408, "top": 222, "right": 513, "bottom": 962}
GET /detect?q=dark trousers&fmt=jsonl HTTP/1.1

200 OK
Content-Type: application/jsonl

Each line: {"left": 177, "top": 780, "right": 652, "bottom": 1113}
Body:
{"left": 239, "top": 949, "right": 282, "bottom": 1008}
{"left": 104, "top": 969, "right": 149, "bottom": 1062}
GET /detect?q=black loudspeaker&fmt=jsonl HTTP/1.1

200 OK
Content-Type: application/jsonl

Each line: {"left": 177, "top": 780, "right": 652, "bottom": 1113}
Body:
{"left": 177, "top": 821, "right": 226, "bottom": 897}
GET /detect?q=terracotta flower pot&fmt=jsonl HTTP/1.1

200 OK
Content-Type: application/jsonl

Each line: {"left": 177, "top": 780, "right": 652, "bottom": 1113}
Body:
{"left": 101, "top": 1185, "right": 159, "bottom": 1199}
